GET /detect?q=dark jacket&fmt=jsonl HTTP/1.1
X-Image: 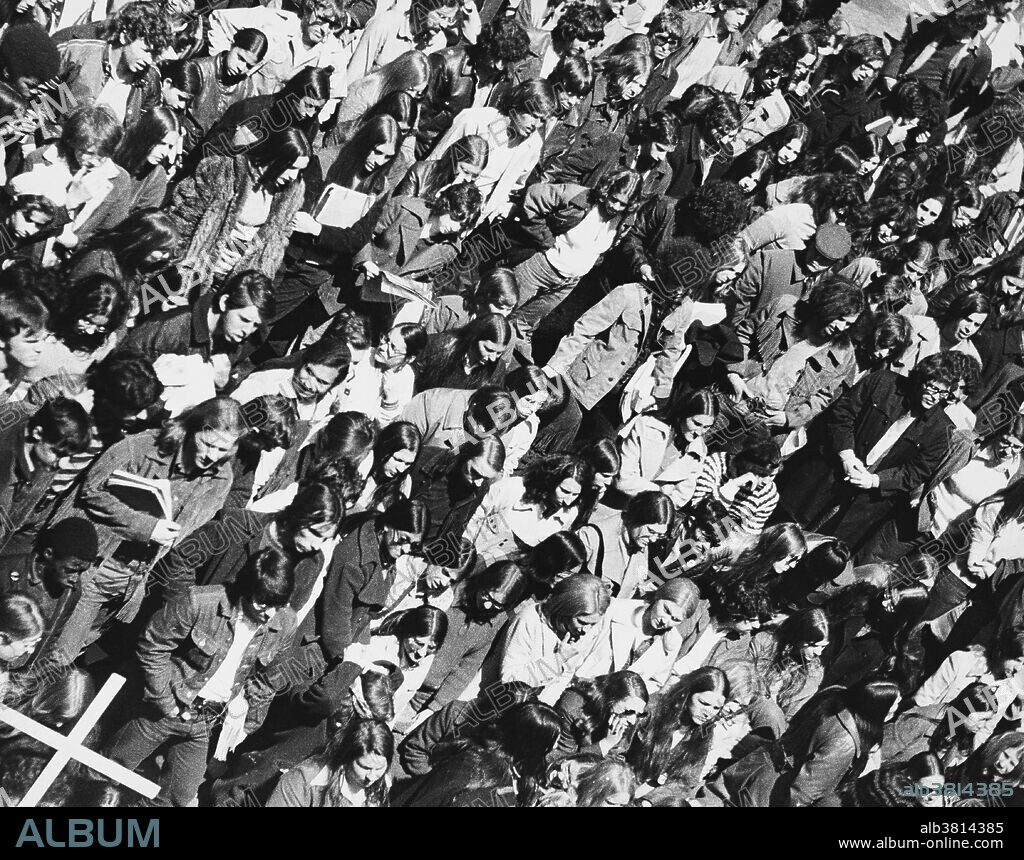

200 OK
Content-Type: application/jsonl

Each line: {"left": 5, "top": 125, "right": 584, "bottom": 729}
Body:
{"left": 778, "top": 369, "right": 955, "bottom": 553}
{"left": 138, "top": 584, "right": 296, "bottom": 732}
{"left": 723, "top": 704, "right": 862, "bottom": 807}
{"left": 413, "top": 599, "right": 512, "bottom": 711}
{"left": 121, "top": 290, "right": 259, "bottom": 385}
{"left": 665, "top": 123, "right": 731, "bottom": 199}
{"left": 192, "top": 52, "right": 262, "bottom": 135}
{"left": 55, "top": 39, "right": 161, "bottom": 131}
{"left": 398, "top": 698, "right": 477, "bottom": 776}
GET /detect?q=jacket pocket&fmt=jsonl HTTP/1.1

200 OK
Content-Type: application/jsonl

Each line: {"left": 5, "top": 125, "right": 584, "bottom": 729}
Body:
{"left": 186, "top": 628, "right": 221, "bottom": 672}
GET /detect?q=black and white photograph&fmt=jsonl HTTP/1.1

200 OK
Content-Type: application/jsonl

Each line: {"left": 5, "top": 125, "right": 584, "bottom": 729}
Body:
{"left": 0, "top": 0, "right": 1021, "bottom": 833}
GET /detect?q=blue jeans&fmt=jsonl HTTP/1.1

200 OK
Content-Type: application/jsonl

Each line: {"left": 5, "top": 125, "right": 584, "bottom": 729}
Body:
{"left": 107, "top": 709, "right": 216, "bottom": 806}
{"left": 511, "top": 253, "right": 581, "bottom": 354}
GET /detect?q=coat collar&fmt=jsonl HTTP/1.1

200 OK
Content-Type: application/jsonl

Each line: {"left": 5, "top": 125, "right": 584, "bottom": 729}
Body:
{"left": 397, "top": 198, "right": 432, "bottom": 260}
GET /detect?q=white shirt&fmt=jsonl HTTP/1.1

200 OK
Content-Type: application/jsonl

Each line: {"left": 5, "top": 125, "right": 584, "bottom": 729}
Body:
{"left": 931, "top": 448, "right": 1019, "bottom": 538}
{"left": 198, "top": 611, "right": 261, "bottom": 703}
{"left": 295, "top": 536, "right": 342, "bottom": 626}
{"left": 427, "top": 108, "right": 543, "bottom": 221}
{"left": 95, "top": 72, "right": 132, "bottom": 122}
{"left": 207, "top": 8, "right": 352, "bottom": 97}
{"left": 545, "top": 207, "right": 620, "bottom": 278}
{"left": 331, "top": 357, "right": 384, "bottom": 420}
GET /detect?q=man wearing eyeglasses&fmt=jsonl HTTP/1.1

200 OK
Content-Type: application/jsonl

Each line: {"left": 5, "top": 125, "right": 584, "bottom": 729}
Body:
{"left": 777, "top": 352, "right": 958, "bottom": 562}
{"left": 208, "top": 0, "right": 361, "bottom": 99}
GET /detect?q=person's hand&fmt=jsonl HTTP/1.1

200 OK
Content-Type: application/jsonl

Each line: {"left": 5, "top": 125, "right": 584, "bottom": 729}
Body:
{"left": 210, "top": 353, "right": 232, "bottom": 390}
{"left": 151, "top": 519, "right": 182, "bottom": 546}
{"left": 219, "top": 245, "right": 243, "bottom": 269}
{"left": 727, "top": 372, "right": 752, "bottom": 402}
{"left": 639, "top": 263, "right": 656, "bottom": 283}
{"left": 839, "top": 451, "right": 865, "bottom": 479}
{"left": 790, "top": 78, "right": 811, "bottom": 97}
{"left": 603, "top": 711, "right": 633, "bottom": 749}
{"left": 847, "top": 469, "right": 879, "bottom": 489}
{"left": 629, "top": 390, "right": 657, "bottom": 416}
{"left": 56, "top": 226, "right": 79, "bottom": 250}
{"left": 16, "top": 0, "right": 38, "bottom": 12}
{"left": 424, "top": 567, "right": 452, "bottom": 591}
{"left": 760, "top": 408, "right": 788, "bottom": 427}
{"left": 290, "top": 212, "right": 322, "bottom": 236}
{"left": 361, "top": 260, "right": 381, "bottom": 279}
{"left": 757, "top": 19, "right": 784, "bottom": 43}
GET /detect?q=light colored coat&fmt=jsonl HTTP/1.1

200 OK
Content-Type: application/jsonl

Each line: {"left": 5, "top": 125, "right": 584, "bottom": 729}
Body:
{"left": 547, "top": 285, "right": 693, "bottom": 410}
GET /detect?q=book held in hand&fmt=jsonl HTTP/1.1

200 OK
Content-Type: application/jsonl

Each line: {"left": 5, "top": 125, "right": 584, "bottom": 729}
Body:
{"left": 362, "top": 269, "right": 439, "bottom": 308}
{"left": 312, "top": 184, "right": 375, "bottom": 229}
{"left": 106, "top": 471, "right": 174, "bottom": 523}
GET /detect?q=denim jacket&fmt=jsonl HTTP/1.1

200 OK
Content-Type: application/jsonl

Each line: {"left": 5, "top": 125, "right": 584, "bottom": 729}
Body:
{"left": 139, "top": 585, "right": 297, "bottom": 732}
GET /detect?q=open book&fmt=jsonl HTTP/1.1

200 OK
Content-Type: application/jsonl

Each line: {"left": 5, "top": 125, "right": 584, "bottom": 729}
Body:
{"left": 107, "top": 471, "right": 174, "bottom": 522}
{"left": 312, "top": 184, "right": 375, "bottom": 229}
{"left": 362, "top": 269, "right": 439, "bottom": 308}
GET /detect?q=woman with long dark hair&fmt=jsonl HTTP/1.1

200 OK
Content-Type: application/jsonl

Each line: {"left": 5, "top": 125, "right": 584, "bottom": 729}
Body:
{"left": 465, "top": 453, "right": 592, "bottom": 564}
{"left": 316, "top": 114, "right": 405, "bottom": 199}
{"left": 267, "top": 718, "right": 394, "bottom": 807}
{"left": 363, "top": 605, "right": 448, "bottom": 717}
{"left": 556, "top": 670, "right": 650, "bottom": 759}
{"left": 617, "top": 388, "right": 719, "bottom": 507}
{"left": 722, "top": 675, "right": 902, "bottom": 806}
{"left": 414, "top": 312, "right": 511, "bottom": 392}
{"left": 397, "top": 701, "right": 563, "bottom": 806}
{"left": 897, "top": 290, "right": 989, "bottom": 378}
{"left": 627, "top": 667, "right": 729, "bottom": 797}
{"left": 30, "top": 274, "right": 129, "bottom": 379}
{"left": 171, "top": 126, "right": 310, "bottom": 288}
{"left": 199, "top": 66, "right": 332, "bottom": 160}
{"left": 113, "top": 107, "right": 181, "bottom": 212}
{"left": 410, "top": 560, "right": 531, "bottom": 716}
{"left": 394, "top": 133, "right": 489, "bottom": 202}
{"left": 575, "top": 437, "right": 622, "bottom": 523}
{"left": 62, "top": 209, "right": 182, "bottom": 307}
{"left": 352, "top": 420, "right": 421, "bottom": 514}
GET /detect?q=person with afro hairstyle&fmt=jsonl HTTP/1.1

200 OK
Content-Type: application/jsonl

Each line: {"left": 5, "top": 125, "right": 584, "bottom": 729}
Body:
{"left": 0, "top": 21, "right": 60, "bottom": 98}
{"left": 618, "top": 180, "right": 749, "bottom": 286}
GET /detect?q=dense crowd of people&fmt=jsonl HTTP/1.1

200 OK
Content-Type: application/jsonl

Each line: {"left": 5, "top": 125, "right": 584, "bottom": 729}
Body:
{"left": 2, "top": 0, "right": 1024, "bottom": 808}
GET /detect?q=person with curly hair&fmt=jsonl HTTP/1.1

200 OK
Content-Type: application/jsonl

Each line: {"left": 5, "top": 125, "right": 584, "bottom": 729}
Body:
{"left": 464, "top": 452, "right": 592, "bottom": 563}
{"left": 55, "top": 2, "right": 171, "bottom": 128}
{"left": 777, "top": 352, "right": 958, "bottom": 559}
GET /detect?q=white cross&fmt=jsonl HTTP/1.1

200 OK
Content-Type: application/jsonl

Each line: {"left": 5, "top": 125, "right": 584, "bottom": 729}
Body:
{"left": 0, "top": 673, "right": 161, "bottom": 806}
